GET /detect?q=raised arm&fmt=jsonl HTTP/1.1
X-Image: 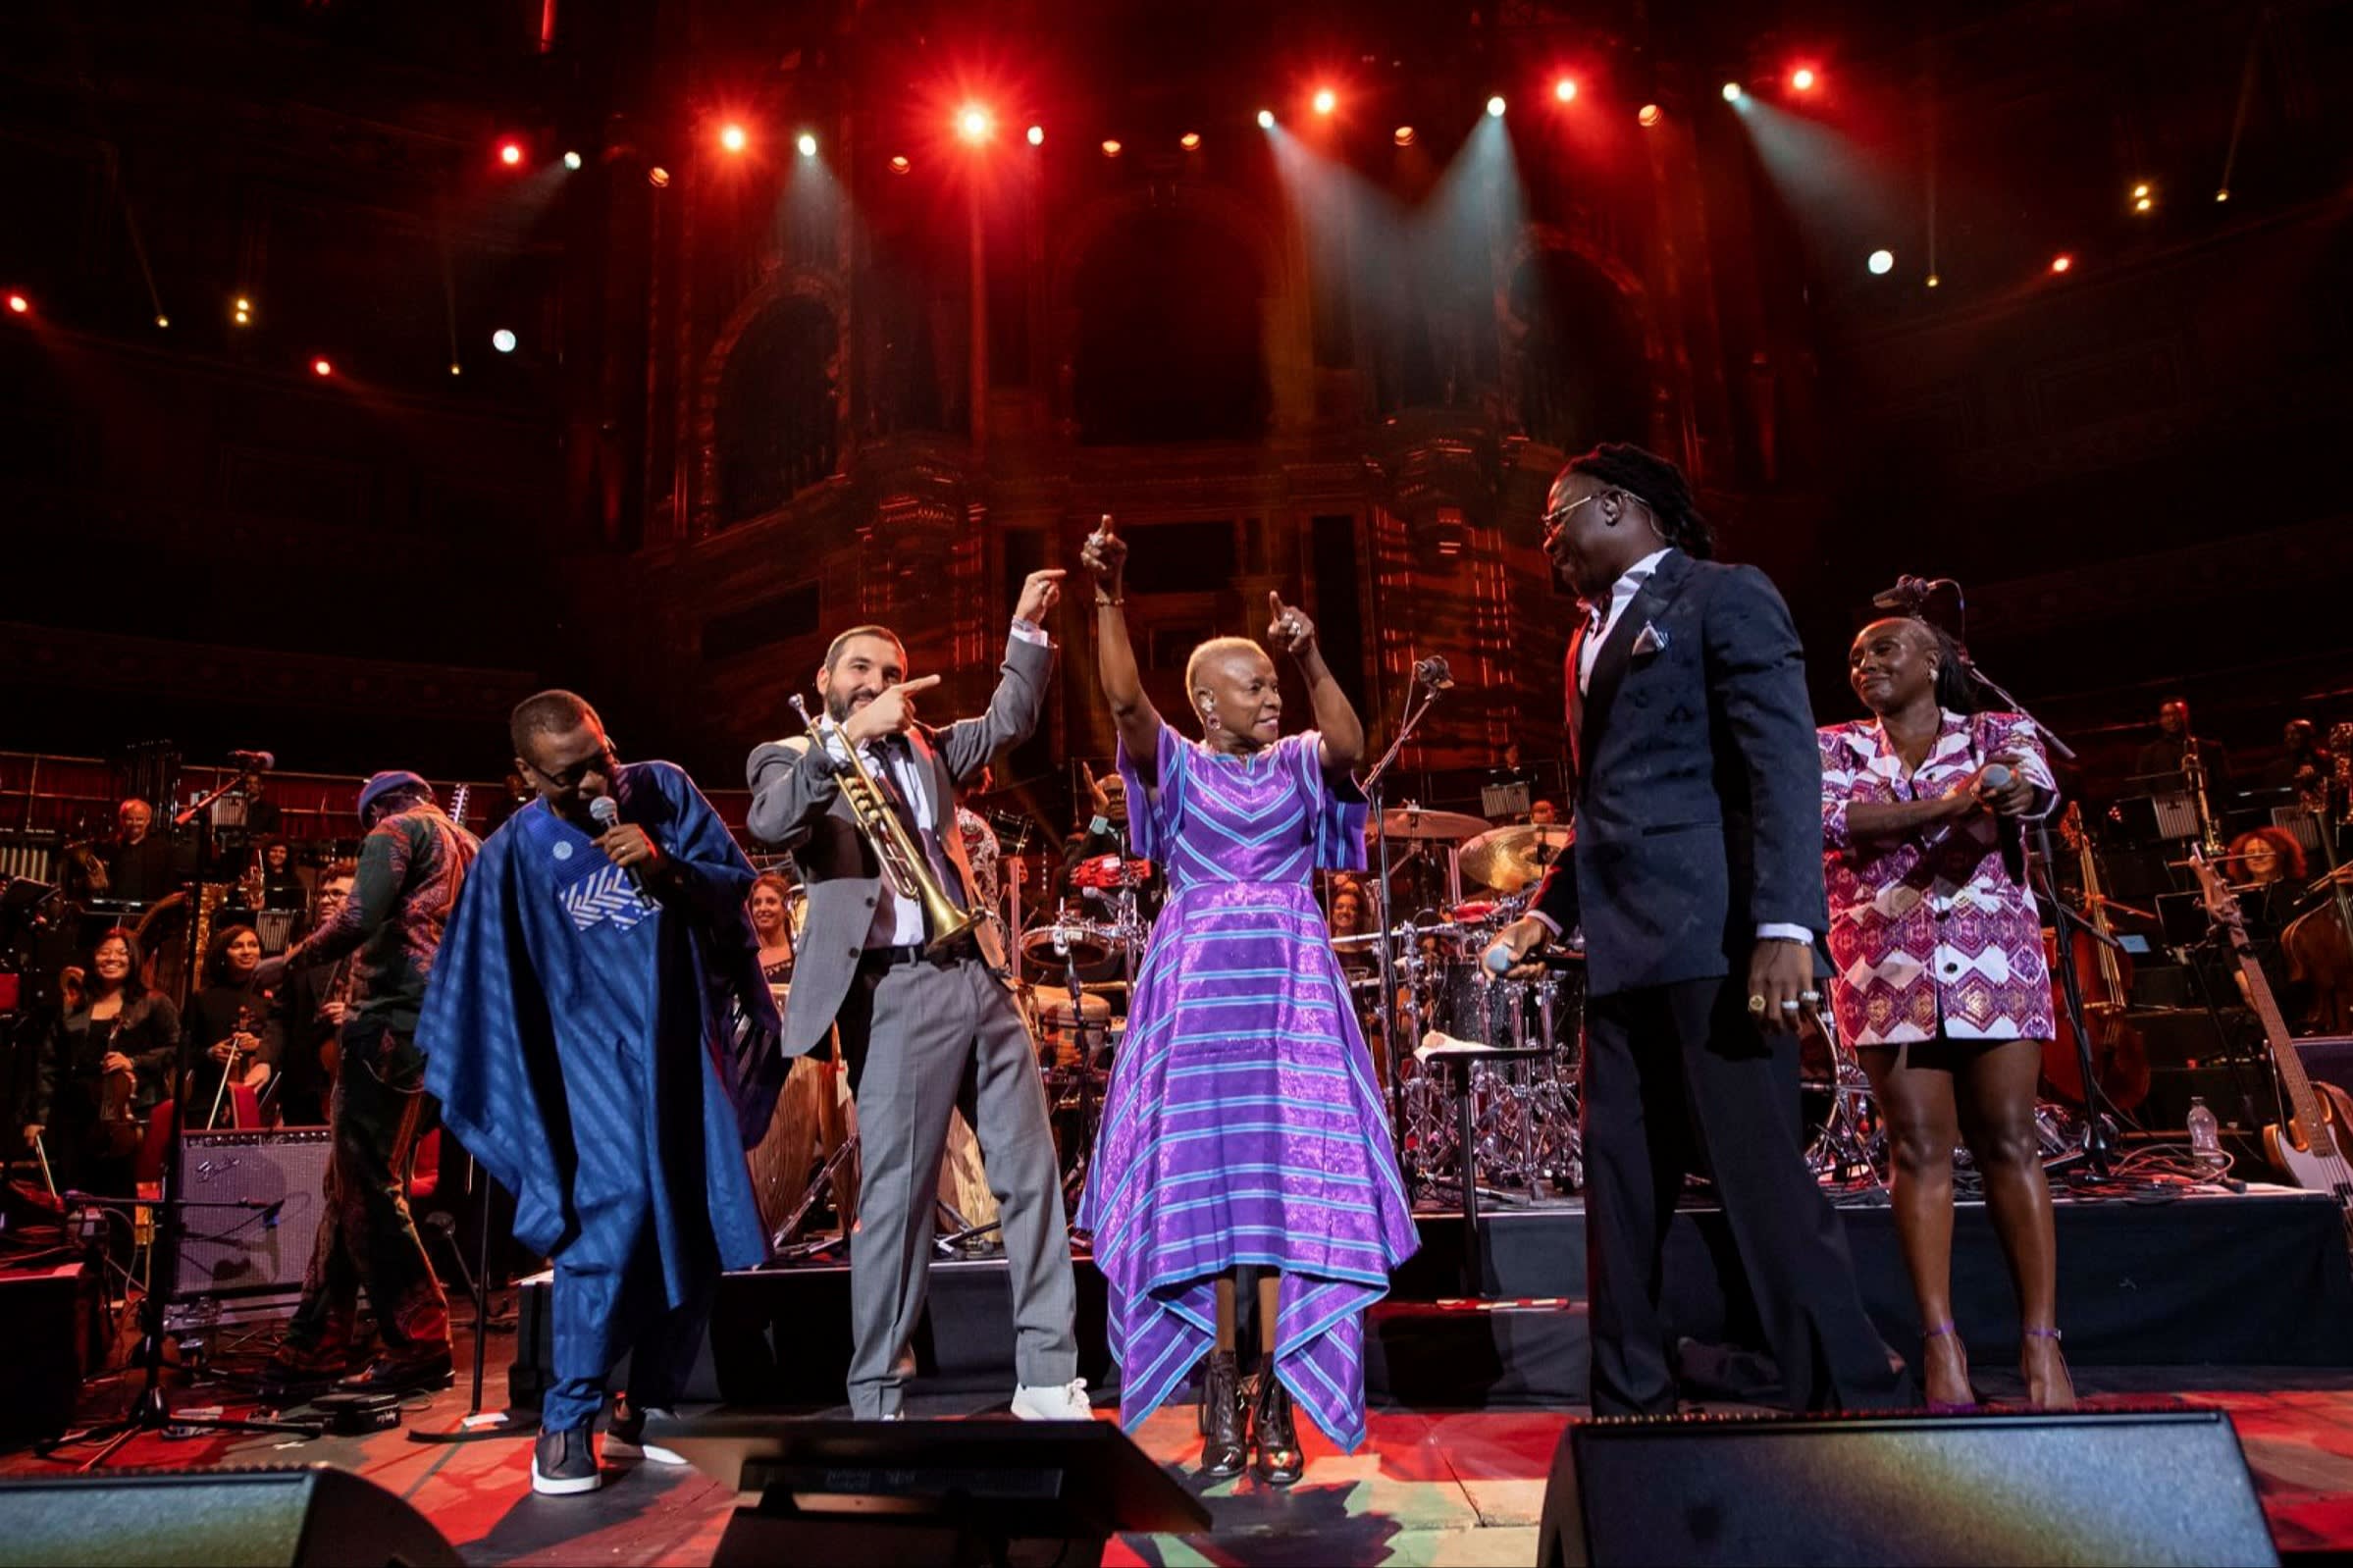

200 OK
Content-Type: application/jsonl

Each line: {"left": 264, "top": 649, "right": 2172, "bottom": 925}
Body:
{"left": 1080, "top": 516, "right": 1167, "bottom": 788}
{"left": 1265, "top": 590, "right": 1364, "bottom": 774}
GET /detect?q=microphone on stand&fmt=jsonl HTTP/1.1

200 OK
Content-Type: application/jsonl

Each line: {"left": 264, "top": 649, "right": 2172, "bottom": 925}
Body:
{"left": 1414, "top": 655, "right": 1456, "bottom": 692}
{"left": 1869, "top": 576, "right": 1937, "bottom": 614}
{"left": 588, "top": 796, "right": 646, "bottom": 892}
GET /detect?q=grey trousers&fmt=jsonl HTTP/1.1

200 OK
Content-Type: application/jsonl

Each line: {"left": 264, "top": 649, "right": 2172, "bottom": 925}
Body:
{"left": 843, "top": 952, "right": 1077, "bottom": 1417}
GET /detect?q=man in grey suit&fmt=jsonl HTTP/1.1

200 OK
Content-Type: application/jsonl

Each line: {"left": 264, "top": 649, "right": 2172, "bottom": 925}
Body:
{"left": 746, "top": 570, "right": 1085, "bottom": 1421}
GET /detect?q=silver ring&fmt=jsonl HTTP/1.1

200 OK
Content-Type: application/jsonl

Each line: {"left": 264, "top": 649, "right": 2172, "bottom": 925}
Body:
{"left": 1800, "top": 989, "right": 1822, "bottom": 1004}
{"left": 1779, "top": 999, "right": 1802, "bottom": 1013}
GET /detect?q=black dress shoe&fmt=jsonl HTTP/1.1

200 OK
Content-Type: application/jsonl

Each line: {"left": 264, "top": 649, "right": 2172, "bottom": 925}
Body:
{"left": 1249, "top": 1360, "right": 1303, "bottom": 1487}
{"left": 532, "top": 1426, "right": 602, "bottom": 1496}
{"left": 339, "top": 1346, "right": 454, "bottom": 1394}
{"left": 1200, "top": 1351, "right": 1247, "bottom": 1479}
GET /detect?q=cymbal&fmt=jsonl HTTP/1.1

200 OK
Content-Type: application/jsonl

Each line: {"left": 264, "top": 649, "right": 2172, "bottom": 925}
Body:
{"left": 1459, "top": 823, "right": 1574, "bottom": 893}
{"left": 1377, "top": 807, "right": 1490, "bottom": 842}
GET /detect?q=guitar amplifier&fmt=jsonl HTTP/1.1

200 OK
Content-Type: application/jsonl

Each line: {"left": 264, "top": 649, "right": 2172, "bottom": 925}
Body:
{"left": 172, "top": 1128, "right": 331, "bottom": 1303}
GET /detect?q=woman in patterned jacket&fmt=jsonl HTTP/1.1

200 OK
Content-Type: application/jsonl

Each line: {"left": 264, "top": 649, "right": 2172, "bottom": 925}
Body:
{"left": 1819, "top": 616, "right": 2073, "bottom": 1412}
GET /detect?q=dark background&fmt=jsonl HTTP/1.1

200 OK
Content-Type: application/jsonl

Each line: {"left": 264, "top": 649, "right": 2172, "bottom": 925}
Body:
{"left": 3, "top": 0, "right": 2346, "bottom": 819}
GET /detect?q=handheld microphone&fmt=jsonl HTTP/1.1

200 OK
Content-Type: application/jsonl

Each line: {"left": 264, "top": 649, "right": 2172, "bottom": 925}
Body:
{"left": 1980, "top": 763, "right": 2014, "bottom": 791}
{"left": 1414, "top": 655, "right": 1456, "bottom": 692}
{"left": 228, "top": 750, "right": 276, "bottom": 770}
{"left": 588, "top": 796, "right": 647, "bottom": 892}
{"left": 1484, "top": 942, "right": 1515, "bottom": 976}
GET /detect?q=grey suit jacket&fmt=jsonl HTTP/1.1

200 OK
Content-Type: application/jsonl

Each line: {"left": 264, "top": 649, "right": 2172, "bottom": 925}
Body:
{"left": 744, "top": 630, "right": 1052, "bottom": 1057}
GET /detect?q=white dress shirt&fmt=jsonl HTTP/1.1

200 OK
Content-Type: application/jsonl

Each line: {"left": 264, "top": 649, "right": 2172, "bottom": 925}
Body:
{"left": 1543, "top": 550, "right": 1812, "bottom": 952}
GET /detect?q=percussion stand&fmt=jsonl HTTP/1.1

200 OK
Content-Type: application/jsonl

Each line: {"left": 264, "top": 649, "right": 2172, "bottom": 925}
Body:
{"left": 1358, "top": 667, "right": 1450, "bottom": 1172}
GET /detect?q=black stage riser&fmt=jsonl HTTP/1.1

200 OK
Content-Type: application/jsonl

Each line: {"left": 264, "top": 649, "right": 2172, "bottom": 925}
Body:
{"left": 507, "top": 1191, "right": 2353, "bottom": 1410}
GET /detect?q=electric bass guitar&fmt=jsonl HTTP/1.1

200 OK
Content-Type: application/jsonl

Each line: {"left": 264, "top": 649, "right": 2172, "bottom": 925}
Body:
{"left": 2189, "top": 848, "right": 2353, "bottom": 1246}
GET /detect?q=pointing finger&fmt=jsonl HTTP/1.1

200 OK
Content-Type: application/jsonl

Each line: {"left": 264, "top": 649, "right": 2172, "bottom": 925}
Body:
{"left": 1268, "top": 590, "right": 1283, "bottom": 619}
{"left": 1032, "top": 568, "right": 1068, "bottom": 583}
{"left": 1096, "top": 513, "right": 1116, "bottom": 537}
{"left": 898, "top": 674, "right": 945, "bottom": 695}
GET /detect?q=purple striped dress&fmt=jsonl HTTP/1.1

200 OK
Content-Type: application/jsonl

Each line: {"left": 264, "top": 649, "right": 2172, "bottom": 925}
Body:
{"left": 1078, "top": 726, "right": 1417, "bottom": 1449}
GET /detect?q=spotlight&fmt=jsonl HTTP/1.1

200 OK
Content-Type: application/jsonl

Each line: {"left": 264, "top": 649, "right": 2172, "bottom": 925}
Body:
{"left": 2132, "top": 182, "right": 2150, "bottom": 198}
{"left": 311, "top": 358, "right": 333, "bottom": 377}
{"left": 1722, "top": 81, "right": 1744, "bottom": 102}
{"left": 562, "top": 150, "right": 583, "bottom": 171}
{"left": 492, "top": 328, "right": 517, "bottom": 353}
{"left": 1180, "top": 131, "right": 1201, "bottom": 150}
{"left": 2215, "top": 187, "right": 2229, "bottom": 202}
{"left": 1101, "top": 138, "right": 1123, "bottom": 157}
{"left": 889, "top": 154, "right": 912, "bottom": 174}
{"left": 1637, "top": 103, "right": 1662, "bottom": 128}
{"left": 797, "top": 131, "right": 817, "bottom": 158}
{"left": 155, "top": 313, "right": 169, "bottom": 328}
{"left": 1553, "top": 77, "right": 1577, "bottom": 103}
{"left": 1312, "top": 87, "right": 1336, "bottom": 116}
{"left": 2050, "top": 253, "right": 2073, "bottom": 274}
{"left": 232, "top": 294, "right": 252, "bottom": 325}
{"left": 957, "top": 104, "right": 993, "bottom": 143}
{"left": 1257, "top": 108, "right": 1276, "bottom": 129}
{"left": 1026, "top": 124, "right": 1044, "bottom": 146}
{"left": 1867, "top": 249, "right": 1894, "bottom": 275}
{"left": 5, "top": 293, "right": 26, "bottom": 315}
{"left": 1393, "top": 126, "right": 1414, "bottom": 146}
{"left": 1486, "top": 95, "right": 1505, "bottom": 118}
{"left": 498, "top": 140, "right": 523, "bottom": 166}
{"left": 719, "top": 123, "right": 748, "bottom": 154}
{"left": 1925, "top": 274, "right": 1941, "bottom": 288}
{"left": 1791, "top": 67, "right": 1818, "bottom": 91}
{"left": 2135, "top": 196, "right": 2152, "bottom": 213}
{"left": 648, "top": 166, "right": 671, "bottom": 186}
{"left": 449, "top": 363, "right": 462, "bottom": 376}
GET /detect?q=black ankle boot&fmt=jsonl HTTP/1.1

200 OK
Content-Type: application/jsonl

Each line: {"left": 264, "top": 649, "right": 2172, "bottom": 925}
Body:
{"left": 1249, "top": 1359, "right": 1302, "bottom": 1486}
{"left": 1200, "top": 1350, "right": 1247, "bottom": 1479}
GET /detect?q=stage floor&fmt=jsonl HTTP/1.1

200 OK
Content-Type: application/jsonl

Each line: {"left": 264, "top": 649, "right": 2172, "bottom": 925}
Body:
{"left": 10, "top": 1342, "right": 2353, "bottom": 1564}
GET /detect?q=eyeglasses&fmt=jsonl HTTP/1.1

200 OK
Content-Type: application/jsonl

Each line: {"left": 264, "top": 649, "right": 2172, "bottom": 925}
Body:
{"left": 1542, "top": 491, "right": 1617, "bottom": 531}
{"left": 525, "top": 747, "right": 617, "bottom": 791}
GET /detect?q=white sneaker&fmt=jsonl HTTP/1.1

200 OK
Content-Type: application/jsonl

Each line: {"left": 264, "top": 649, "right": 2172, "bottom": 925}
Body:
{"left": 1010, "top": 1378, "right": 1092, "bottom": 1421}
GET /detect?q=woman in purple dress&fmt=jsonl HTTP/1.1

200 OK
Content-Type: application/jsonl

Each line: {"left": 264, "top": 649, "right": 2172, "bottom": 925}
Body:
{"left": 1075, "top": 517, "right": 1416, "bottom": 1486}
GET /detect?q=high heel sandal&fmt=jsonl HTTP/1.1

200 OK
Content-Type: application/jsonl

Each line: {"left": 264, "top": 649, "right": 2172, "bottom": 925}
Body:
{"left": 2019, "top": 1327, "right": 2076, "bottom": 1411}
{"left": 1921, "top": 1321, "right": 1983, "bottom": 1414}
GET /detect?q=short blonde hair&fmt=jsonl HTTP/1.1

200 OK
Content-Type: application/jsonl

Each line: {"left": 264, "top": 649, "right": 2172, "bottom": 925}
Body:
{"left": 1183, "top": 637, "right": 1266, "bottom": 723}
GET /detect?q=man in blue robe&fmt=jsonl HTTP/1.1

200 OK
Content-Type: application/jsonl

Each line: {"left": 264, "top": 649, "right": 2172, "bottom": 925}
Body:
{"left": 420, "top": 691, "right": 785, "bottom": 1497}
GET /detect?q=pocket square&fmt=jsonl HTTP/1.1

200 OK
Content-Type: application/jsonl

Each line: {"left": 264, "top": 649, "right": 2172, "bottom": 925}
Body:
{"left": 1630, "top": 619, "right": 1669, "bottom": 657}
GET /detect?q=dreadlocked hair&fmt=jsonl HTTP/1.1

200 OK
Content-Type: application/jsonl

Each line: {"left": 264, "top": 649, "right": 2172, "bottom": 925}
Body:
{"left": 1915, "top": 619, "right": 1984, "bottom": 714}
{"left": 1564, "top": 443, "right": 1715, "bottom": 560}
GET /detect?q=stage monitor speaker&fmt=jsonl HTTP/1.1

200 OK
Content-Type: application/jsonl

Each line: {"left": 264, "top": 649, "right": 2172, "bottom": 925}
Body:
{"left": 0, "top": 1463, "right": 461, "bottom": 1567}
{"left": 654, "top": 1413, "right": 1212, "bottom": 1567}
{"left": 1539, "top": 1408, "right": 2276, "bottom": 1567}
{"left": 174, "top": 1128, "right": 331, "bottom": 1301}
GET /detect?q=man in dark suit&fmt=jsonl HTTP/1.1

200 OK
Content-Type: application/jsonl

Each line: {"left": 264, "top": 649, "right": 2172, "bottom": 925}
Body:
{"left": 746, "top": 571, "right": 1084, "bottom": 1422}
{"left": 1488, "top": 444, "right": 1910, "bottom": 1416}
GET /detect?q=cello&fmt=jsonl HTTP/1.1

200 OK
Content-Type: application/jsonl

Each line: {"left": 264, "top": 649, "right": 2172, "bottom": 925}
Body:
{"left": 2043, "top": 803, "right": 2151, "bottom": 1112}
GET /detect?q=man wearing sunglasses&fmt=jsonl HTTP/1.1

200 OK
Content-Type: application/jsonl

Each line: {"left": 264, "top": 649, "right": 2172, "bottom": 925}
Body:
{"left": 418, "top": 691, "right": 784, "bottom": 1497}
{"left": 1484, "top": 443, "right": 1909, "bottom": 1418}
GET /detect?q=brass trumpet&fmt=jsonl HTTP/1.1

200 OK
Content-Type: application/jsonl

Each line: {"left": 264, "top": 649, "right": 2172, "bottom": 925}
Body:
{"left": 790, "top": 693, "right": 979, "bottom": 953}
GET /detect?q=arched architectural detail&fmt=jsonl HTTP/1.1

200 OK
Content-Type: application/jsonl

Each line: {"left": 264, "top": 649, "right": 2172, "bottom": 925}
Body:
{"left": 693, "top": 267, "right": 851, "bottom": 533}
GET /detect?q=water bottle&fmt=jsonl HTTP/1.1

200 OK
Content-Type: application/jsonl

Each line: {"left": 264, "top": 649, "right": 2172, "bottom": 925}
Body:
{"left": 2186, "top": 1097, "right": 2224, "bottom": 1174}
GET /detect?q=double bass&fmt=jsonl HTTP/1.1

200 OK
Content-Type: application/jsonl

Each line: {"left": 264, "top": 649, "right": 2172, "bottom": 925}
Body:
{"left": 2043, "top": 804, "right": 2150, "bottom": 1112}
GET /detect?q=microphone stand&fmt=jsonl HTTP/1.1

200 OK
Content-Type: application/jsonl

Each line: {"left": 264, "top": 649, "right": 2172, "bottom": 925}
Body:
{"left": 1953, "top": 651, "right": 2120, "bottom": 1178}
{"left": 410, "top": 1154, "right": 536, "bottom": 1443}
{"left": 1357, "top": 668, "right": 1449, "bottom": 1177}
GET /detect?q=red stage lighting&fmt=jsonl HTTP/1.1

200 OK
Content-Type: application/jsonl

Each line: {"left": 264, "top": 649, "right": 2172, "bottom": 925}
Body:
{"left": 1553, "top": 77, "right": 1578, "bottom": 103}
{"left": 5, "top": 293, "right": 26, "bottom": 315}
{"left": 648, "top": 166, "right": 671, "bottom": 187}
{"left": 1791, "top": 67, "right": 1819, "bottom": 91}
{"left": 1312, "top": 87, "right": 1336, "bottom": 116}
{"left": 957, "top": 104, "right": 994, "bottom": 143}
{"left": 1637, "top": 103, "right": 1662, "bottom": 128}
{"left": 718, "top": 123, "right": 748, "bottom": 154}
{"left": 2050, "top": 254, "right": 2073, "bottom": 274}
{"left": 1180, "top": 131, "right": 1202, "bottom": 150}
{"left": 889, "top": 154, "right": 912, "bottom": 174}
{"left": 1026, "top": 125, "right": 1044, "bottom": 146}
{"left": 312, "top": 358, "right": 333, "bottom": 377}
{"left": 1101, "top": 138, "right": 1123, "bottom": 158}
{"left": 1393, "top": 126, "right": 1415, "bottom": 146}
{"left": 498, "top": 140, "right": 524, "bottom": 166}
